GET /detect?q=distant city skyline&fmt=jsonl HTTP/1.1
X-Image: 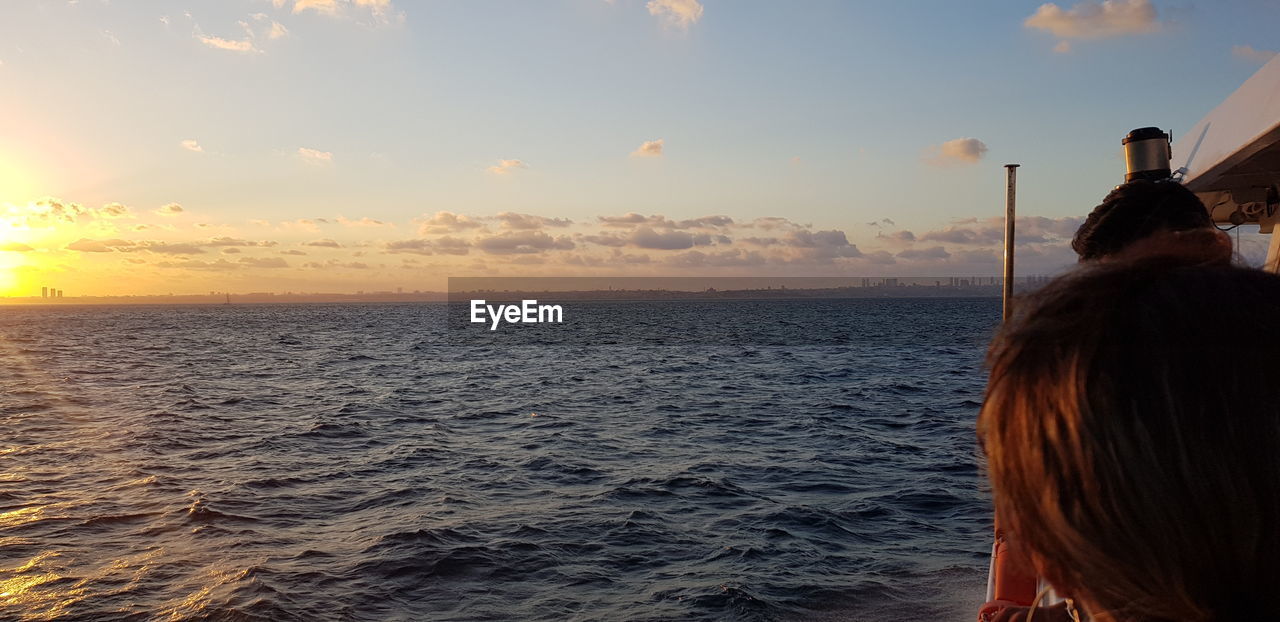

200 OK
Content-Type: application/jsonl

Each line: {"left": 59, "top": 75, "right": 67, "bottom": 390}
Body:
{"left": 0, "top": 0, "right": 1276, "bottom": 295}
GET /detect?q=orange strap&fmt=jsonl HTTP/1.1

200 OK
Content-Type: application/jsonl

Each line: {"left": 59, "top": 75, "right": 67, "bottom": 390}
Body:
{"left": 990, "top": 524, "right": 1038, "bottom": 604}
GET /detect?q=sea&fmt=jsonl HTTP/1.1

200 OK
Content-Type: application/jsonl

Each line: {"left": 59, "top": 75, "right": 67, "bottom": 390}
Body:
{"left": 0, "top": 298, "right": 1000, "bottom": 621}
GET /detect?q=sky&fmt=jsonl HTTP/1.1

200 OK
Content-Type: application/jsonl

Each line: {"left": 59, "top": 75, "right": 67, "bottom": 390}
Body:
{"left": 0, "top": 0, "right": 1276, "bottom": 296}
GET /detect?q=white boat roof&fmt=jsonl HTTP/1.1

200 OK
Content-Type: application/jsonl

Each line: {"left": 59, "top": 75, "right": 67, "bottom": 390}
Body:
{"left": 1173, "top": 54, "right": 1280, "bottom": 195}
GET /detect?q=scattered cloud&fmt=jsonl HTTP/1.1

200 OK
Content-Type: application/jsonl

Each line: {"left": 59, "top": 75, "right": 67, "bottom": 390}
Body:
{"left": 385, "top": 236, "right": 471, "bottom": 256}
{"left": 197, "top": 26, "right": 256, "bottom": 53}
{"left": 239, "top": 256, "right": 289, "bottom": 268}
{"left": 205, "top": 237, "right": 277, "bottom": 247}
{"left": 181, "top": 139, "right": 203, "bottom": 153}
{"left": 631, "top": 139, "right": 664, "bottom": 158}
{"left": 1024, "top": 0, "right": 1159, "bottom": 40}
{"left": 919, "top": 216, "right": 1082, "bottom": 245}
{"left": 1, "top": 242, "right": 34, "bottom": 252}
{"left": 647, "top": 0, "right": 703, "bottom": 29}
{"left": 304, "top": 238, "right": 343, "bottom": 248}
{"left": 925, "top": 137, "right": 988, "bottom": 166}
{"left": 1054, "top": 40, "right": 1072, "bottom": 53}
{"left": 66, "top": 238, "right": 133, "bottom": 253}
{"left": 1233, "top": 45, "right": 1278, "bottom": 64}
{"left": 597, "top": 213, "right": 734, "bottom": 230}
{"left": 292, "top": 0, "right": 339, "bottom": 14}
{"left": 897, "top": 246, "right": 951, "bottom": 261}
{"left": 156, "top": 203, "right": 184, "bottom": 216}
{"left": 474, "top": 231, "right": 575, "bottom": 255}
{"left": 495, "top": 212, "right": 573, "bottom": 230}
{"left": 337, "top": 216, "right": 389, "bottom": 228}
{"left": 98, "top": 203, "right": 133, "bottom": 219}
{"left": 878, "top": 230, "right": 917, "bottom": 243}
{"left": 138, "top": 242, "right": 207, "bottom": 255}
{"left": 630, "top": 227, "right": 697, "bottom": 250}
{"left": 488, "top": 159, "right": 527, "bottom": 175}
{"left": 418, "top": 211, "right": 483, "bottom": 235}
{"left": 298, "top": 147, "right": 334, "bottom": 165}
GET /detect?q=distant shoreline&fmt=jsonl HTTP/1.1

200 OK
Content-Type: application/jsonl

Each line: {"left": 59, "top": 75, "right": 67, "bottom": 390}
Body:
{"left": 0, "top": 283, "right": 1034, "bottom": 306}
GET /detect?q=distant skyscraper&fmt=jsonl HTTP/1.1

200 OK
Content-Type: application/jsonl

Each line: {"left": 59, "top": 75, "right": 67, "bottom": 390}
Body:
{"left": 41, "top": 286, "right": 47, "bottom": 298}
{"left": 56, "top": 289, "right": 63, "bottom": 298}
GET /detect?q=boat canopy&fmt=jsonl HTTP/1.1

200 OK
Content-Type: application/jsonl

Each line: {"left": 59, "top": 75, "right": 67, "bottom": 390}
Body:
{"left": 1173, "top": 54, "right": 1280, "bottom": 231}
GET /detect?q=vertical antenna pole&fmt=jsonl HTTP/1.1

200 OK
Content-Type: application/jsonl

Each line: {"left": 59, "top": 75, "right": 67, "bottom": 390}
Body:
{"left": 1002, "top": 164, "right": 1019, "bottom": 321}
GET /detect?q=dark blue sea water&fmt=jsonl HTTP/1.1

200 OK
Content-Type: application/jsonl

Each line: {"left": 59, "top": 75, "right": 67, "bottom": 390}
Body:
{"left": 0, "top": 298, "right": 999, "bottom": 621}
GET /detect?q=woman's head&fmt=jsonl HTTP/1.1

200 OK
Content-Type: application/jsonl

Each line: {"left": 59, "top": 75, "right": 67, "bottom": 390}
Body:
{"left": 1072, "top": 180, "right": 1217, "bottom": 261}
{"left": 979, "top": 255, "right": 1280, "bottom": 621}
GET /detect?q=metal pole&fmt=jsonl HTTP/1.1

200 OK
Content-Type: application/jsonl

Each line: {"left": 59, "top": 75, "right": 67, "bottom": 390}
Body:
{"left": 1002, "top": 164, "right": 1019, "bottom": 320}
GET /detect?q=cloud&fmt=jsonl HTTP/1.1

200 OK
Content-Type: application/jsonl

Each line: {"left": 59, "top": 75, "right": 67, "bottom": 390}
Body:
{"left": 581, "top": 233, "right": 628, "bottom": 247}
{"left": 1024, "top": 0, "right": 1159, "bottom": 39}
{"left": 298, "top": 147, "right": 334, "bottom": 165}
{"left": 291, "top": 0, "right": 392, "bottom": 16}
{"left": 666, "top": 249, "right": 766, "bottom": 268}
{"left": 596, "top": 213, "right": 733, "bottom": 230}
{"left": 864, "top": 250, "right": 896, "bottom": 265}
{"left": 1054, "top": 40, "right": 1072, "bottom": 53}
{"left": 488, "top": 159, "right": 527, "bottom": 175}
{"left": 206, "top": 237, "right": 277, "bottom": 247}
{"left": 897, "top": 246, "right": 951, "bottom": 261}
{"left": 647, "top": 0, "right": 703, "bottom": 29}
{"left": 750, "top": 217, "right": 804, "bottom": 231}
{"left": 495, "top": 212, "right": 573, "bottom": 230}
{"left": 238, "top": 257, "right": 289, "bottom": 268}
{"left": 678, "top": 215, "right": 734, "bottom": 229}
{"left": 139, "top": 242, "right": 206, "bottom": 255}
{"left": 630, "top": 227, "right": 695, "bottom": 250}
{"left": 337, "top": 216, "right": 388, "bottom": 228}
{"left": 197, "top": 31, "right": 256, "bottom": 53}
{"left": 181, "top": 139, "right": 203, "bottom": 153}
{"left": 1233, "top": 45, "right": 1278, "bottom": 64}
{"left": 878, "top": 230, "right": 917, "bottom": 243}
{"left": 430, "top": 236, "right": 471, "bottom": 255}
{"left": 953, "top": 249, "right": 1000, "bottom": 264}
{"left": 0, "top": 242, "right": 34, "bottom": 252}
{"left": 10, "top": 198, "right": 144, "bottom": 228}
{"left": 98, "top": 203, "right": 133, "bottom": 219}
{"left": 918, "top": 216, "right": 1082, "bottom": 246}
{"left": 776, "top": 230, "right": 864, "bottom": 261}
{"left": 474, "top": 231, "right": 575, "bottom": 255}
{"left": 921, "top": 226, "right": 1001, "bottom": 245}
{"left": 599, "top": 213, "right": 658, "bottom": 228}
{"left": 385, "top": 237, "right": 471, "bottom": 256}
{"left": 156, "top": 259, "right": 241, "bottom": 271}
{"left": 268, "top": 21, "right": 289, "bottom": 39}
{"left": 66, "top": 238, "right": 134, "bottom": 253}
{"left": 156, "top": 203, "right": 184, "bottom": 216}
{"left": 631, "top": 139, "right": 664, "bottom": 157}
{"left": 925, "top": 137, "right": 988, "bottom": 166}
{"left": 293, "top": 0, "right": 339, "bottom": 14}
{"left": 784, "top": 229, "right": 852, "bottom": 249}
{"left": 280, "top": 249, "right": 308, "bottom": 256}
{"left": 418, "top": 211, "right": 482, "bottom": 235}
{"left": 304, "top": 238, "right": 342, "bottom": 248}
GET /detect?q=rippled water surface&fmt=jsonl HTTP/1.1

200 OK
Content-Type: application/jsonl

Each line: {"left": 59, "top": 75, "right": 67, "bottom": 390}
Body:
{"left": 1, "top": 299, "right": 999, "bottom": 620}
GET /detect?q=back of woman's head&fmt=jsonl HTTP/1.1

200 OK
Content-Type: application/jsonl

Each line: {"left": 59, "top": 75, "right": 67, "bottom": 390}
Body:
{"left": 979, "top": 253, "right": 1280, "bottom": 621}
{"left": 1072, "top": 180, "right": 1214, "bottom": 261}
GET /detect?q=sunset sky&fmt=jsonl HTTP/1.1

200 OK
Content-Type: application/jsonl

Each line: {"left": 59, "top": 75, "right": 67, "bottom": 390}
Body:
{"left": 0, "top": 0, "right": 1276, "bottom": 296}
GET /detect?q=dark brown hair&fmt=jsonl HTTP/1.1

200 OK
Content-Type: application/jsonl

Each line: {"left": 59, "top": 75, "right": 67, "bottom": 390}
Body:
{"left": 979, "top": 253, "right": 1280, "bottom": 621}
{"left": 1072, "top": 180, "right": 1214, "bottom": 261}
